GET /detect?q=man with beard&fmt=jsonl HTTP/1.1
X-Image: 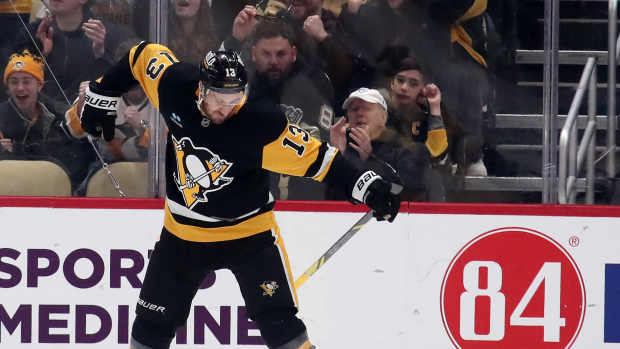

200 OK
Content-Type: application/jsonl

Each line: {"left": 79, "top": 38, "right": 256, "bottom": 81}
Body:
{"left": 249, "top": 19, "right": 334, "bottom": 140}
{"left": 222, "top": 0, "right": 354, "bottom": 109}
{"left": 249, "top": 19, "right": 335, "bottom": 200}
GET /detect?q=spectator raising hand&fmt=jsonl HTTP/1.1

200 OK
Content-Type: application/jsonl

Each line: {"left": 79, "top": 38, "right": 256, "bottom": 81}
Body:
{"left": 82, "top": 19, "right": 107, "bottom": 59}
{"left": 232, "top": 5, "right": 257, "bottom": 41}
{"left": 330, "top": 116, "right": 347, "bottom": 152}
{"left": 35, "top": 14, "right": 54, "bottom": 56}
{"left": 303, "top": 15, "right": 328, "bottom": 42}
{"left": 15, "top": 0, "right": 129, "bottom": 105}
{"left": 420, "top": 83, "right": 442, "bottom": 116}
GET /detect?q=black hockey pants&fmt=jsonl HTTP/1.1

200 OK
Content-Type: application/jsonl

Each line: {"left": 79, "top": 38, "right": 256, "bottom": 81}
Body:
{"left": 131, "top": 227, "right": 306, "bottom": 348}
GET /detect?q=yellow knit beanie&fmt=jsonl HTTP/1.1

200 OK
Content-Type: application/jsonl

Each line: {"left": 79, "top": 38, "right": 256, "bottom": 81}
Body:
{"left": 3, "top": 50, "right": 44, "bottom": 85}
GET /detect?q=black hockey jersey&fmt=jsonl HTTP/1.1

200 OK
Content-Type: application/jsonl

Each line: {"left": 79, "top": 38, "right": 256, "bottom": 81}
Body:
{"left": 97, "top": 42, "right": 359, "bottom": 242}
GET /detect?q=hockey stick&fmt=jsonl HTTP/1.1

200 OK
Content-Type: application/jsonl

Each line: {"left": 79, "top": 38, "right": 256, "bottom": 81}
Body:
{"left": 294, "top": 209, "right": 374, "bottom": 289}
{"left": 294, "top": 182, "right": 403, "bottom": 289}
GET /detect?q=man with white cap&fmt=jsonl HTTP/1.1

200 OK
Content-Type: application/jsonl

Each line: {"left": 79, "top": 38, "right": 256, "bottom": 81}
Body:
{"left": 329, "top": 87, "right": 429, "bottom": 200}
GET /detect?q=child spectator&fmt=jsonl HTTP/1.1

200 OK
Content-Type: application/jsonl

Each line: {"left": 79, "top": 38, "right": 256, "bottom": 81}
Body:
{"left": 0, "top": 49, "right": 95, "bottom": 192}
{"left": 385, "top": 55, "right": 486, "bottom": 176}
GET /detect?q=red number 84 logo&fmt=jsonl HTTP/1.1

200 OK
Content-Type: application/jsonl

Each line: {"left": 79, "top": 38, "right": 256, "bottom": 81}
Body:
{"left": 440, "top": 227, "right": 586, "bottom": 349}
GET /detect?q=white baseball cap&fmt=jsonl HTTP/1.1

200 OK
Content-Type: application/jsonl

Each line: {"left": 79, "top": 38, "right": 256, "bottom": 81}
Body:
{"left": 342, "top": 87, "right": 387, "bottom": 111}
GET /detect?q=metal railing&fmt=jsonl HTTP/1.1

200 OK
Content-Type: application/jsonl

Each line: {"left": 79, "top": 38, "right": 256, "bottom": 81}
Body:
{"left": 558, "top": 57, "right": 597, "bottom": 203}
{"left": 557, "top": 0, "right": 619, "bottom": 204}
{"left": 607, "top": 0, "right": 618, "bottom": 181}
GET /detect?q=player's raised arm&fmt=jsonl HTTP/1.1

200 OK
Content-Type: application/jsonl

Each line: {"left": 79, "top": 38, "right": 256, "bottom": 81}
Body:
{"left": 80, "top": 41, "right": 179, "bottom": 140}
{"left": 262, "top": 123, "right": 402, "bottom": 222}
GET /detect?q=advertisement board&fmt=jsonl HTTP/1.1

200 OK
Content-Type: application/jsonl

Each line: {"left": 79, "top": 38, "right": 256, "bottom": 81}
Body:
{"left": 1, "top": 198, "right": 619, "bottom": 348}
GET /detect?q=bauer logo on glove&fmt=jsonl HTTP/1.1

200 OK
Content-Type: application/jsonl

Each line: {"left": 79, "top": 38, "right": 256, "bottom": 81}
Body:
{"left": 80, "top": 82, "right": 121, "bottom": 141}
{"left": 351, "top": 170, "right": 402, "bottom": 222}
{"left": 84, "top": 93, "right": 119, "bottom": 109}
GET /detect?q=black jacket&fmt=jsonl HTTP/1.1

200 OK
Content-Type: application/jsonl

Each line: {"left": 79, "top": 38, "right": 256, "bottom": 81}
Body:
{"left": 0, "top": 98, "right": 67, "bottom": 156}
{"left": 0, "top": 98, "right": 95, "bottom": 188}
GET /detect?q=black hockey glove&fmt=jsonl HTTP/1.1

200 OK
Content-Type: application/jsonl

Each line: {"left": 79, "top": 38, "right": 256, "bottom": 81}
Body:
{"left": 80, "top": 82, "right": 121, "bottom": 141}
{"left": 351, "top": 171, "right": 402, "bottom": 222}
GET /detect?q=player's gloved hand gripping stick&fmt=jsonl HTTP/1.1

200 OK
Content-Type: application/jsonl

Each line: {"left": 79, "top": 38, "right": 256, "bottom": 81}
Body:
{"left": 294, "top": 174, "right": 403, "bottom": 289}
{"left": 80, "top": 81, "right": 121, "bottom": 141}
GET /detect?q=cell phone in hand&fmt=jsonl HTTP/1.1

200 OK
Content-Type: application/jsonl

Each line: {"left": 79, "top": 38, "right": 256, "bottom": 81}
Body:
{"left": 418, "top": 96, "right": 430, "bottom": 117}
{"left": 346, "top": 127, "right": 356, "bottom": 146}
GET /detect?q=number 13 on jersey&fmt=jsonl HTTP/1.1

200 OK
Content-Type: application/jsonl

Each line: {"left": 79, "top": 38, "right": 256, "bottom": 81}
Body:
{"left": 441, "top": 227, "right": 586, "bottom": 349}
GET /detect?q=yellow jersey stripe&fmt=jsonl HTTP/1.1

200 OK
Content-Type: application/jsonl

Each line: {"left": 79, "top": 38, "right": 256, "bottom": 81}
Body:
{"left": 63, "top": 104, "right": 86, "bottom": 139}
{"left": 262, "top": 123, "right": 323, "bottom": 177}
{"left": 163, "top": 203, "right": 278, "bottom": 242}
{"left": 272, "top": 227, "right": 300, "bottom": 306}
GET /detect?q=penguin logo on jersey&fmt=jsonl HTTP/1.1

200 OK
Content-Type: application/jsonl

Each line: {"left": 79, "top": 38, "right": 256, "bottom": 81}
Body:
{"left": 279, "top": 103, "right": 303, "bottom": 125}
{"left": 260, "top": 281, "right": 279, "bottom": 297}
{"left": 172, "top": 135, "right": 234, "bottom": 209}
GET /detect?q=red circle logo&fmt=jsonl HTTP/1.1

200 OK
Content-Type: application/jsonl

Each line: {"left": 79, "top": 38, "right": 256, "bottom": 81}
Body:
{"left": 440, "top": 227, "right": 586, "bottom": 349}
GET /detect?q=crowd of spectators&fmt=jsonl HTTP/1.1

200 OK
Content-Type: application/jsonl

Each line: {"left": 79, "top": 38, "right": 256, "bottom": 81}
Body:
{"left": 0, "top": 0, "right": 521, "bottom": 200}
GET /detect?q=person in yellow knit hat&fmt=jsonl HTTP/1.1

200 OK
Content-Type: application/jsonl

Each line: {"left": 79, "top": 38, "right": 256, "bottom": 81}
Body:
{"left": 0, "top": 49, "right": 61, "bottom": 155}
{"left": 0, "top": 49, "right": 96, "bottom": 193}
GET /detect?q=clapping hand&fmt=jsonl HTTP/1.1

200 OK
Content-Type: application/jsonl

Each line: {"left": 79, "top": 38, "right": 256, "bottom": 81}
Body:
{"left": 82, "top": 19, "right": 107, "bottom": 59}
{"left": 35, "top": 14, "right": 54, "bottom": 56}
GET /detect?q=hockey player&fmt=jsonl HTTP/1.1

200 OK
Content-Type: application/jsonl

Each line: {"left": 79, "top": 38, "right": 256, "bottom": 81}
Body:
{"left": 79, "top": 42, "right": 400, "bottom": 349}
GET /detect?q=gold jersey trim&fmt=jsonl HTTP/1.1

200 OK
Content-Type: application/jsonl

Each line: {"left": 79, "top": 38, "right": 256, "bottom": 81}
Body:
{"left": 163, "top": 202, "right": 278, "bottom": 242}
{"left": 271, "top": 227, "right": 300, "bottom": 307}
{"left": 425, "top": 128, "right": 448, "bottom": 158}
